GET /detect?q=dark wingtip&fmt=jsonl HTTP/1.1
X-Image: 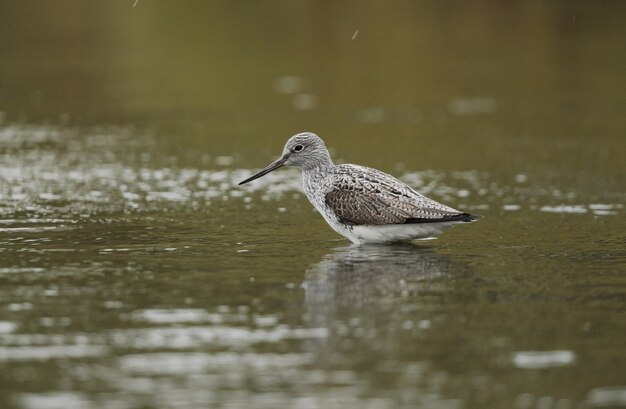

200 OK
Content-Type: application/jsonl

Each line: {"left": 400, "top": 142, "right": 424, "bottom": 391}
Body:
{"left": 459, "top": 213, "right": 480, "bottom": 222}
{"left": 404, "top": 212, "right": 480, "bottom": 224}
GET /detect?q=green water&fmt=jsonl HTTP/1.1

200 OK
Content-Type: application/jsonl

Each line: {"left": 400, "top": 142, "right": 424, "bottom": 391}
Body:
{"left": 1, "top": 2, "right": 625, "bottom": 408}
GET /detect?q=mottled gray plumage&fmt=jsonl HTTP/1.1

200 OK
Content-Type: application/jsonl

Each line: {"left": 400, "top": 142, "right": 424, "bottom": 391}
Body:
{"left": 239, "top": 132, "right": 477, "bottom": 244}
{"left": 323, "top": 164, "right": 471, "bottom": 225}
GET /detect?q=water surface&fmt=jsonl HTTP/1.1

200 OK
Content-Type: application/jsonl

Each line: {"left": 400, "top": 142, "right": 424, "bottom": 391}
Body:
{"left": 1, "top": 2, "right": 625, "bottom": 409}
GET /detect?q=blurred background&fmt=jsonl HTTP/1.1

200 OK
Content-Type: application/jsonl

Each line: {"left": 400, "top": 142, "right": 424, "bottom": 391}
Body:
{"left": 1, "top": 0, "right": 624, "bottom": 174}
{"left": 0, "top": 1, "right": 625, "bottom": 409}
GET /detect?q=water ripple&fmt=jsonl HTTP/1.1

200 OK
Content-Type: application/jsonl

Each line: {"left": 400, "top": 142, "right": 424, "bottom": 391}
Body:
{"left": 1, "top": 124, "right": 622, "bottom": 221}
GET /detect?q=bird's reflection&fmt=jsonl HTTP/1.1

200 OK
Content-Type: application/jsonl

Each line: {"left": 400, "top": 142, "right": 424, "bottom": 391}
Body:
{"left": 303, "top": 243, "right": 465, "bottom": 325}
{"left": 299, "top": 244, "right": 471, "bottom": 407}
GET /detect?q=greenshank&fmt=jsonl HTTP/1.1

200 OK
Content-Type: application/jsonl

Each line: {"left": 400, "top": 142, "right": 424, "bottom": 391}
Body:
{"left": 239, "top": 132, "right": 477, "bottom": 244}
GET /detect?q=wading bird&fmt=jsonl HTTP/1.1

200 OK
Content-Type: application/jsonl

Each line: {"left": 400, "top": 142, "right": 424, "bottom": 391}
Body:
{"left": 239, "top": 132, "right": 477, "bottom": 244}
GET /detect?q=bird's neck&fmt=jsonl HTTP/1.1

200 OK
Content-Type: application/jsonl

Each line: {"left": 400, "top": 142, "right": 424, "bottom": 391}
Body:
{"left": 302, "top": 157, "right": 334, "bottom": 189}
{"left": 302, "top": 154, "right": 334, "bottom": 174}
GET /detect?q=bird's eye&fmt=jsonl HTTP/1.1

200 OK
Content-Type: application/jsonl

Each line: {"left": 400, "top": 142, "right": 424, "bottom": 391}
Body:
{"left": 293, "top": 145, "right": 304, "bottom": 152}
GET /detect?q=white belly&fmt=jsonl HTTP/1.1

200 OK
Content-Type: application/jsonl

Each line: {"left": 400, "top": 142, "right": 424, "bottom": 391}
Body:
{"left": 329, "top": 220, "right": 459, "bottom": 244}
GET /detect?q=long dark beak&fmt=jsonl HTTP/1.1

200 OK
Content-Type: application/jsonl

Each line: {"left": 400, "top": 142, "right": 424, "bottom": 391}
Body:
{"left": 238, "top": 155, "right": 288, "bottom": 185}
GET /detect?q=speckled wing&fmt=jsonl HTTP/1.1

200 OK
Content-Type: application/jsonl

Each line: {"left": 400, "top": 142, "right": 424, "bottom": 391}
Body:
{"left": 324, "top": 165, "right": 472, "bottom": 226}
